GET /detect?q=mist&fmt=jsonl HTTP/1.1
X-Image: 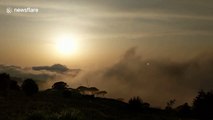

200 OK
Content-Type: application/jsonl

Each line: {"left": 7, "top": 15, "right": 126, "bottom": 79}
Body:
{"left": 73, "top": 47, "right": 213, "bottom": 107}
{"left": 1, "top": 48, "right": 213, "bottom": 107}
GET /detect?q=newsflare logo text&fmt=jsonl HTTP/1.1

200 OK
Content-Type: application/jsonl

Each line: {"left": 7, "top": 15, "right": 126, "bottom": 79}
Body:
{"left": 6, "top": 7, "right": 39, "bottom": 14}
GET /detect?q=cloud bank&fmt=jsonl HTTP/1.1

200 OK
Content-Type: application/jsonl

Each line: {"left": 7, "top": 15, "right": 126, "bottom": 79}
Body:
{"left": 33, "top": 64, "right": 71, "bottom": 73}
{"left": 76, "top": 47, "right": 213, "bottom": 107}
{"left": 0, "top": 64, "right": 80, "bottom": 89}
{"left": 1, "top": 48, "right": 213, "bottom": 107}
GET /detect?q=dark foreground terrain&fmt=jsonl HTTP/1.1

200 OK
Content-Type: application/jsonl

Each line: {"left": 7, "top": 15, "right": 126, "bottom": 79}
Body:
{"left": 0, "top": 90, "right": 197, "bottom": 120}
{"left": 1, "top": 73, "right": 211, "bottom": 120}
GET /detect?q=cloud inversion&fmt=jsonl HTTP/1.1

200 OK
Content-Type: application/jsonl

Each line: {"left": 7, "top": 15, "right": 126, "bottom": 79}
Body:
{"left": 77, "top": 48, "right": 213, "bottom": 107}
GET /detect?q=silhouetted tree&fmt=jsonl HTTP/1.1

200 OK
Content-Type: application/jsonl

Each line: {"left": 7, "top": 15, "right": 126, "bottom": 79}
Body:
{"left": 165, "top": 99, "right": 176, "bottom": 110}
{"left": 143, "top": 102, "right": 150, "bottom": 109}
{"left": 77, "top": 86, "right": 88, "bottom": 94}
{"left": 0, "top": 73, "right": 10, "bottom": 97}
{"left": 176, "top": 103, "right": 192, "bottom": 118}
{"left": 77, "top": 86, "right": 87, "bottom": 90}
{"left": 95, "top": 91, "right": 107, "bottom": 97}
{"left": 52, "top": 81, "right": 68, "bottom": 90}
{"left": 88, "top": 87, "right": 99, "bottom": 95}
{"left": 128, "top": 96, "right": 143, "bottom": 111}
{"left": 9, "top": 79, "right": 20, "bottom": 91}
{"left": 62, "top": 88, "right": 81, "bottom": 98}
{"left": 193, "top": 90, "right": 213, "bottom": 120}
{"left": 21, "top": 79, "right": 38, "bottom": 96}
{"left": 77, "top": 86, "right": 99, "bottom": 95}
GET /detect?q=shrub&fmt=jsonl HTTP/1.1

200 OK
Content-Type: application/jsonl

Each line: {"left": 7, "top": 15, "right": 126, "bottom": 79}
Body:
{"left": 128, "top": 96, "right": 143, "bottom": 110}
{"left": 0, "top": 73, "right": 10, "bottom": 96}
{"left": 10, "top": 79, "right": 20, "bottom": 91}
{"left": 21, "top": 79, "right": 38, "bottom": 96}
{"left": 176, "top": 103, "right": 192, "bottom": 118}
{"left": 52, "top": 81, "right": 68, "bottom": 90}
{"left": 193, "top": 90, "right": 213, "bottom": 119}
{"left": 128, "top": 96, "right": 151, "bottom": 112}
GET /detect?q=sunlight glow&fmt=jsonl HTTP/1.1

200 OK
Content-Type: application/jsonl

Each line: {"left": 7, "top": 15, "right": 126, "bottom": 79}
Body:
{"left": 55, "top": 34, "right": 78, "bottom": 56}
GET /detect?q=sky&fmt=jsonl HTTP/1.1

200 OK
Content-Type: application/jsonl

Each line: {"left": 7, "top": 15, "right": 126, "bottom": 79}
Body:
{"left": 0, "top": 0, "right": 213, "bottom": 107}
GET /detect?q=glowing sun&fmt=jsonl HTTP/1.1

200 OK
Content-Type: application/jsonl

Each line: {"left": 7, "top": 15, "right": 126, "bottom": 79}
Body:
{"left": 55, "top": 35, "right": 77, "bottom": 56}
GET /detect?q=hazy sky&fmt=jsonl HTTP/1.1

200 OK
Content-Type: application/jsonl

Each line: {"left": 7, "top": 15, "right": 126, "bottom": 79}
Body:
{"left": 0, "top": 0, "right": 213, "bottom": 67}
{"left": 1, "top": 0, "right": 213, "bottom": 106}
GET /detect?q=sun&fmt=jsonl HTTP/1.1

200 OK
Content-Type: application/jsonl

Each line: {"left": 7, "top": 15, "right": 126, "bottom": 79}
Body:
{"left": 55, "top": 35, "right": 77, "bottom": 56}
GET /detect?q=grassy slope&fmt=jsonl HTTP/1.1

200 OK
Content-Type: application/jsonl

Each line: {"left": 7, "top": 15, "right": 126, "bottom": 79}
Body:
{"left": 0, "top": 90, "right": 196, "bottom": 120}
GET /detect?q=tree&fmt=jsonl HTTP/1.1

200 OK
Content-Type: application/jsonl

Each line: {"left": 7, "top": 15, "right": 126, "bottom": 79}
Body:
{"left": 77, "top": 86, "right": 99, "bottom": 95}
{"left": 176, "top": 103, "right": 192, "bottom": 118}
{"left": 21, "top": 79, "right": 38, "bottom": 96}
{"left": 77, "top": 86, "right": 88, "bottom": 94}
{"left": 193, "top": 90, "right": 213, "bottom": 119}
{"left": 95, "top": 91, "right": 107, "bottom": 97}
{"left": 9, "top": 79, "right": 20, "bottom": 91}
{"left": 165, "top": 99, "right": 176, "bottom": 110}
{"left": 0, "top": 73, "right": 21, "bottom": 97}
{"left": 128, "top": 96, "right": 143, "bottom": 111}
{"left": 88, "top": 87, "right": 99, "bottom": 95}
{"left": 52, "top": 81, "right": 68, "bottom": 90}
{"left": 0, "top": 73, "right": 10, "bottom": 97}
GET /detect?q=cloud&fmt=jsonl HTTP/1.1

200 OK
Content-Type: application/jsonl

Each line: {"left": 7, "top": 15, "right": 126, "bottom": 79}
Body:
{"left": 1, "top": 0, "right": 213, "bottom": 107}
{"left": 32, "top": 64, "right": 81, "bottom": 77}
{"left": 1, "top": 0, "right": 213, "bottom": 46}
{"left": 32, "top": 64, "right": 70, "bottom": 73}
{"left": 1, "top": 48, "right": 213, "bottom": 107}
{"left": 0, "top": 64, "right": 81, "bottom": 90}
{"left": 77, "top": 47, "right": 213, "bottom": 107}
{"left": 0, "top": 64, "right": 56, "bottom": 82}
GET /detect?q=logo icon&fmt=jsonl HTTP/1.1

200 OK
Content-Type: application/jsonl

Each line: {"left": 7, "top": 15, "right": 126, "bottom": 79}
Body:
{"left": 6, "top": 7, "right": 13, "bottom": 14}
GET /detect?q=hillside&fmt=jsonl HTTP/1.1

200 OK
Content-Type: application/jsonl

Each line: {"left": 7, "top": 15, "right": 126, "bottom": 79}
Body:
{"left": 0, "top": 89, "right": 196, "bottom": 120}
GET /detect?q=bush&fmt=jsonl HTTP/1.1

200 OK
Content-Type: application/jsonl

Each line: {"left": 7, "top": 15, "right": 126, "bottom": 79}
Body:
{"left": 10, "top": 79, "right": 20, "bottom": 91}
{"left": 128, "top": 96, "right": 143, "bottom": 110}
{"left": 193, "top": 90, "right": 213, "bottom": 119}
{"left": 128, "top": 96, "right": 151, "bottom": 112}
{"left": 62, "top": 89, "right": 81, "bottom": 98}
{"left": 176, "top": 103, "right": 192, "bottom": 118}
{"left": 52, "top": 81, "right": 68, "bottom": 90}
{"left": 21, "top": 79, "right": 38, "bottom": 96}
{"left": 0, "top": 73, "right": 10, "bottom": 96}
